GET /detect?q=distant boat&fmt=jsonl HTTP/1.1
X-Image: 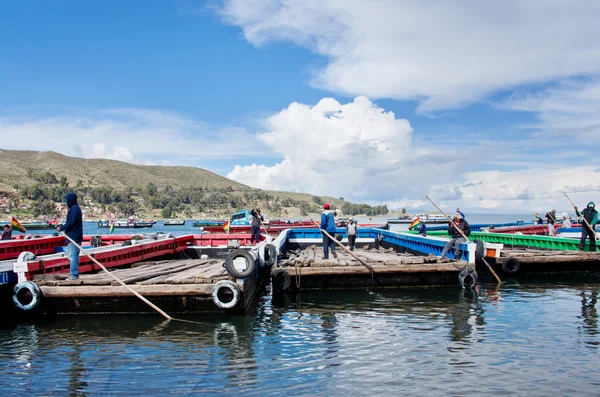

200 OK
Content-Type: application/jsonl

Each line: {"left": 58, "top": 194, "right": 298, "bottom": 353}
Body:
{"left": 193, "top": 219, "right": 226, "bottom": 227}
{"left": 164, "top": 220, "right": 185, "bottom": 226}
{"left": 98, "top": 218, "right": 155, "bottom": 229}
{"left": 0, "top": 221, "right": 62, "bottom": 230}
{"left": 387, "top": 213, "right": 450, "bottom": 225}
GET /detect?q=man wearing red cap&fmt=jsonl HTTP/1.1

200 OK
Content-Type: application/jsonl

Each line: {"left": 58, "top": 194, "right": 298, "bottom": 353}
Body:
{"left": 321, "top": 203, "right": 337, "bottom": 259}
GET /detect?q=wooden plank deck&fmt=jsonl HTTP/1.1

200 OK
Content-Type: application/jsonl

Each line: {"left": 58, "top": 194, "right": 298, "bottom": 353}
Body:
{"left": 34, "top": 259, "right": 230, "bottom": 289}
{"left": 25, "top": 257, "right": 270, "bottom": 314}
{"left": 275, "top": 246, "right": 465, "bottom": 290}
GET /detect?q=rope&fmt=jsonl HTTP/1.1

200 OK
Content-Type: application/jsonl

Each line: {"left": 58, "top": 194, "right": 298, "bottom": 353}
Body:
{"left": 295, "top": 261, "right": 301, "bottom": 289}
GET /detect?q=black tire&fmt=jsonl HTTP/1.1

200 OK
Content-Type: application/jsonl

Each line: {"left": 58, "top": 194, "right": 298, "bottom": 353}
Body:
{"left": 13, "top": 281, "right": 43, "bottom": 311}
{"left": 272, "top": 269, "right": 291, "bottom": 292}
{"left": 224, "top": 250, "right": 256, "bottom": 279}
{"left": 474, "top": 239, "right": 485, "bottom": 264}
{"left": 502, "top": 257, "right": 521, "bottom": 275}
{"left": 212, "top": 280, "right": 240, "bottom": 310}
{"left": 264, "top": 244, "right": 277, "bottom": 267}
{"left": 458, "top": 267, "right": 478, "bottom": 289}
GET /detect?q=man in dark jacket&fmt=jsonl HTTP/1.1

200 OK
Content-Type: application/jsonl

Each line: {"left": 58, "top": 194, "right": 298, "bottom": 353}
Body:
{"left": 1, "top": 225, "right": 12, "bottom": 240}
{"left": 250, "top": 208, "right": 264, "bottom": 244}
{"left": 575, "top": 202, "right": 598, "bottom": 251}
{"left": 546, "top": 210, "right": 557, "bottom": 236}
{"left": 440, "top": 213, "right": 471, "bottom": 260}
{"left": 320, "top": 203, "right": 337, "bottom": 259}
{"left": 57, "top": 192, "right": 83, "bottom": 280}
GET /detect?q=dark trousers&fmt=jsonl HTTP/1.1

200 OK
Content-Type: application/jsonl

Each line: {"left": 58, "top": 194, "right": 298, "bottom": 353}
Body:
{"left": 322, "top": 233, "right": 337, "bottom": 259}
{"left": 250, "top": 226, "right": 261, "bottom": 244}
{"left": 348, "top": 234, "right": 356, "bottom": 251}
{"left": 580, "top": 227, "right": 597, "bottom": 251}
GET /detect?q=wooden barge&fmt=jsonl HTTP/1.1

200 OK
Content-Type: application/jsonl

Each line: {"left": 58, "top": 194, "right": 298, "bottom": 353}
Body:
{"left": 271, "top": 246, "right": 472, "bottom": 291}
{"left": 27, "top": 256, "right": 270, "bottom": 315}
{"left": 2, "top": 233, "right": 277, "bottom": 320}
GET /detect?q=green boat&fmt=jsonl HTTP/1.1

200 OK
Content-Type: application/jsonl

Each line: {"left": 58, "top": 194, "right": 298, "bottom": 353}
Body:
{"left": 0, "top": 222, "right": 62, "bottom": 231}
{"left": 407, "top": 230, "right": 594, "bottom": 251}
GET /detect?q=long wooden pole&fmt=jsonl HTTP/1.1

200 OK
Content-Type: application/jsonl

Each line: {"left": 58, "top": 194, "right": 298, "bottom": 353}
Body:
{"left": 425, "top": 196, "right": 502, "bottom": 284}
{"left": 314, "top": 221, "right": 373, "bottom": 273}
{"left": 563, "top": 192, "right": 599, "bottom": 240}
{"left": 60, "top": 232, "right": 173, "bottom": 320}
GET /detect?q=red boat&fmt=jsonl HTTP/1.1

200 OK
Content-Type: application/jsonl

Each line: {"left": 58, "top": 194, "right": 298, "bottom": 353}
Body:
{"left": 200, "top": 223, "right": 386, "bottom": 235}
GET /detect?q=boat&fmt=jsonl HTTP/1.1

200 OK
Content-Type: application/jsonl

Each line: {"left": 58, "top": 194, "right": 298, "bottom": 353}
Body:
{"left": 164, "top": 220, "right": 185, "bottom": 226}
{"left": 98, "top": 217, "right": 155, "bottom": 229}
{"left": 388, "top": 213, "right": 450, "bottom": 224}
{"left": 0, "top": 221, "right": 62, "bottom": 230}
{"left": 193, "top": 219, "right": 226, "bottom": 227}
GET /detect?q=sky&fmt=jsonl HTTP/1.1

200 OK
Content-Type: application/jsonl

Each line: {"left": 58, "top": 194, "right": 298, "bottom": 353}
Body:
{"left": 1, "top": 0, "right": 600, "bottom": 214}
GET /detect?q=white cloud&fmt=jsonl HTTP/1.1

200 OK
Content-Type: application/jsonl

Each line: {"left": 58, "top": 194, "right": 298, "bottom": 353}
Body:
{"left": 0, "top": 108, "right": 267, "bottom": 166}
{"left": 228, "top": 96, "right": 470, "bottom": 201}
{"left": 426, "top": 167, "right": 600, "bottom": 213}
{"left": 219, "top": 0, "right": 600, "bottom": 112}
{"left": 503, "top": 78, "right": 600, "bottom": 144}
{"left": 227, "top": 96, "right": 600, "bottom": 213}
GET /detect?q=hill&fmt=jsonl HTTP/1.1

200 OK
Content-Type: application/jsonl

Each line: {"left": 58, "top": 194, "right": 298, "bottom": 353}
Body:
{"left": 0, "top": 149, "right": 388, "bottom": 219}
{"left": 0, "top": 149, "right": 247, "bottom": 192}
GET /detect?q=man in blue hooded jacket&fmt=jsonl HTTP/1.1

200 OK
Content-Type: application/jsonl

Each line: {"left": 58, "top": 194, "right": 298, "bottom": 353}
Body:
{"left": 575, "top": 202, "right": 598, "bottom": 252}
{"left": 57, "top": 192, "right": 83, "bottom": 280}
{"left": 320, "top": 203, "right": 337, "bottom": 259}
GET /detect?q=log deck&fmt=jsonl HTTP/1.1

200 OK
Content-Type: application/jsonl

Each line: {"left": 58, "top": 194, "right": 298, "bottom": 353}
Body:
{"left": 32, "top": 258, "right": 268, "bottom": 314}
{"left": 274, "top": 246, "right": 466, "bottom": 290}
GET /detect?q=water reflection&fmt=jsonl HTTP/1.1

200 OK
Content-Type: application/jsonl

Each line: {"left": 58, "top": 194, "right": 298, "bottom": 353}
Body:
{"left": 580, "top": 289, "right": 598, "bottom": 347}
{"left": 2, "top": 282, "right": 600, "bottom": 396}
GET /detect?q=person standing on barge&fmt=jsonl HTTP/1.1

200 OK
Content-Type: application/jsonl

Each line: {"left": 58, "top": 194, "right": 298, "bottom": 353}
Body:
{"left": 320, "top": 203, "right": 337, "bottom": 259}
{"left": 575, "top": 202, "right": 597, "bottom": 252}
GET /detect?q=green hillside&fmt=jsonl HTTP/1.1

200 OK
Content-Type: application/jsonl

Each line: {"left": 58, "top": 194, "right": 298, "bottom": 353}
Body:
{"left": 0, "top": 149, "right": 388, "bottom": 219}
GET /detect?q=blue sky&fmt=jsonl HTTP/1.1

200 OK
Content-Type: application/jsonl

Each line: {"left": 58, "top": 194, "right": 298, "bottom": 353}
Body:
{"left": 1, "top": 1, "right": 600, "bottom": 213}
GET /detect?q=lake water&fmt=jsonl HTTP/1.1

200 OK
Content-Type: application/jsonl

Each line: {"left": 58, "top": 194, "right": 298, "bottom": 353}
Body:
{"left": 1, "top": 281, "right": 599, "bottom": 396}
{"left": 17, "top": 213, "right": 535, "bottom": 238}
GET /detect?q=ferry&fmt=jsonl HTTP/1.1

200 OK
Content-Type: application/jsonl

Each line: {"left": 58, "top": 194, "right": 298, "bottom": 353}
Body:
{"left": 164, "top": 220, "right": 186, "bottom": 226}
{"left": 98, "top": 217, "right": 155, "bottom": 228}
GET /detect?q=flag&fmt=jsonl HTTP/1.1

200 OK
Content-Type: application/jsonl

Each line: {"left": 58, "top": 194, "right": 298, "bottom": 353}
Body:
{"left": 109, "top": 220, "right": 115, "bottom": 234}
{"left": 408, "top": 217, "right": 421, "bottom": 231}
{"left": 11, "top": 216, "right": 26, "bottom": 233}
{"left": 223, "top": 220, "right": 230, "bottom": 233}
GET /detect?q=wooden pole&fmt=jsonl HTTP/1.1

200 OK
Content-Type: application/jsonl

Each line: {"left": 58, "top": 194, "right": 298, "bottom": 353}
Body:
{"left": 60, "top": 232, "right": 173, "bottom": 320}
{"left": 563, "top": 192, "right": 599, "bottom": 240}
{"left": 314, "top": 221, "right": 373, "bottom": 273}
{"left": 425, "top": 196, "right": 502, "bottom": 284}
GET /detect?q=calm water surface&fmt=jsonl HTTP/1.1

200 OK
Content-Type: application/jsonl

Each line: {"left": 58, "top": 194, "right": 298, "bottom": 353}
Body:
{"left": 1, "top": 280, "right": 599, "bottom": 396}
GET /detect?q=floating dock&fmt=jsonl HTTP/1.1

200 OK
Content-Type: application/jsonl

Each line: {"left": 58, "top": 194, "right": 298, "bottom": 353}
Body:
{"left": 272, "top": 246, "right": 470, "bottom": 291}
{"left": 27, "top": 257, "right": 269, "bottom": 315}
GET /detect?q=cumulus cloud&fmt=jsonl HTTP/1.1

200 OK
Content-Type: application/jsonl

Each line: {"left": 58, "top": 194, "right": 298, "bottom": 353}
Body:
{"left": 219, "top": 0, "right": 600, "bottom": 112}
{"left": 227, "top": 96, "right": 600, "bottom": 213}
{"left": 228, "top": 96, "right": 471, "bottom": 201}
{"left": 0, "top": 108, "right": 266, "bottom": 166}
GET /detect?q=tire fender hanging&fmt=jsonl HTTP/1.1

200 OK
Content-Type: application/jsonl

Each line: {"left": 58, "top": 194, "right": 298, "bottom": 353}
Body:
{"left": 13, "top": 281, "right": 43, "bottom": 311}
{"left": 224, "top": 250, "right": 257, "bottom": 279}
{"left": 212, "top": 280, "right": 241, "bottom": 310}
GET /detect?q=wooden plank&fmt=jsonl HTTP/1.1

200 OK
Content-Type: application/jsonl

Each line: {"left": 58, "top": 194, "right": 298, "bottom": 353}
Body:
{"left": 39, "top": 284, "right": 215, "bottom": 298}
{"left": 279, "top": 263, "right": 461, "bottom": 276}
{"left": 116, "top": 260, "right": 206, "bottom": 285}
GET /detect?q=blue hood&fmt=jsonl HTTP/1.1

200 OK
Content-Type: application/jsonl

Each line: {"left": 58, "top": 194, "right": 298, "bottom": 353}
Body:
{"left": 66, "top": 192, "right": 78, "bottom": 208}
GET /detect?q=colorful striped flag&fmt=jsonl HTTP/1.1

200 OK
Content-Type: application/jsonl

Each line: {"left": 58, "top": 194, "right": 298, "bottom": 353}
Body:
{"left": 408, "top": 217, "right": 421, "bottom": 231}
{"left": 109, "top": 220, "right": 115, "bottom": 234}
{"left": 11, "top": 216, "right": 26, "bottom": 233}
{"left": 223, "top": 220, "right": 230, "bottom": 233}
